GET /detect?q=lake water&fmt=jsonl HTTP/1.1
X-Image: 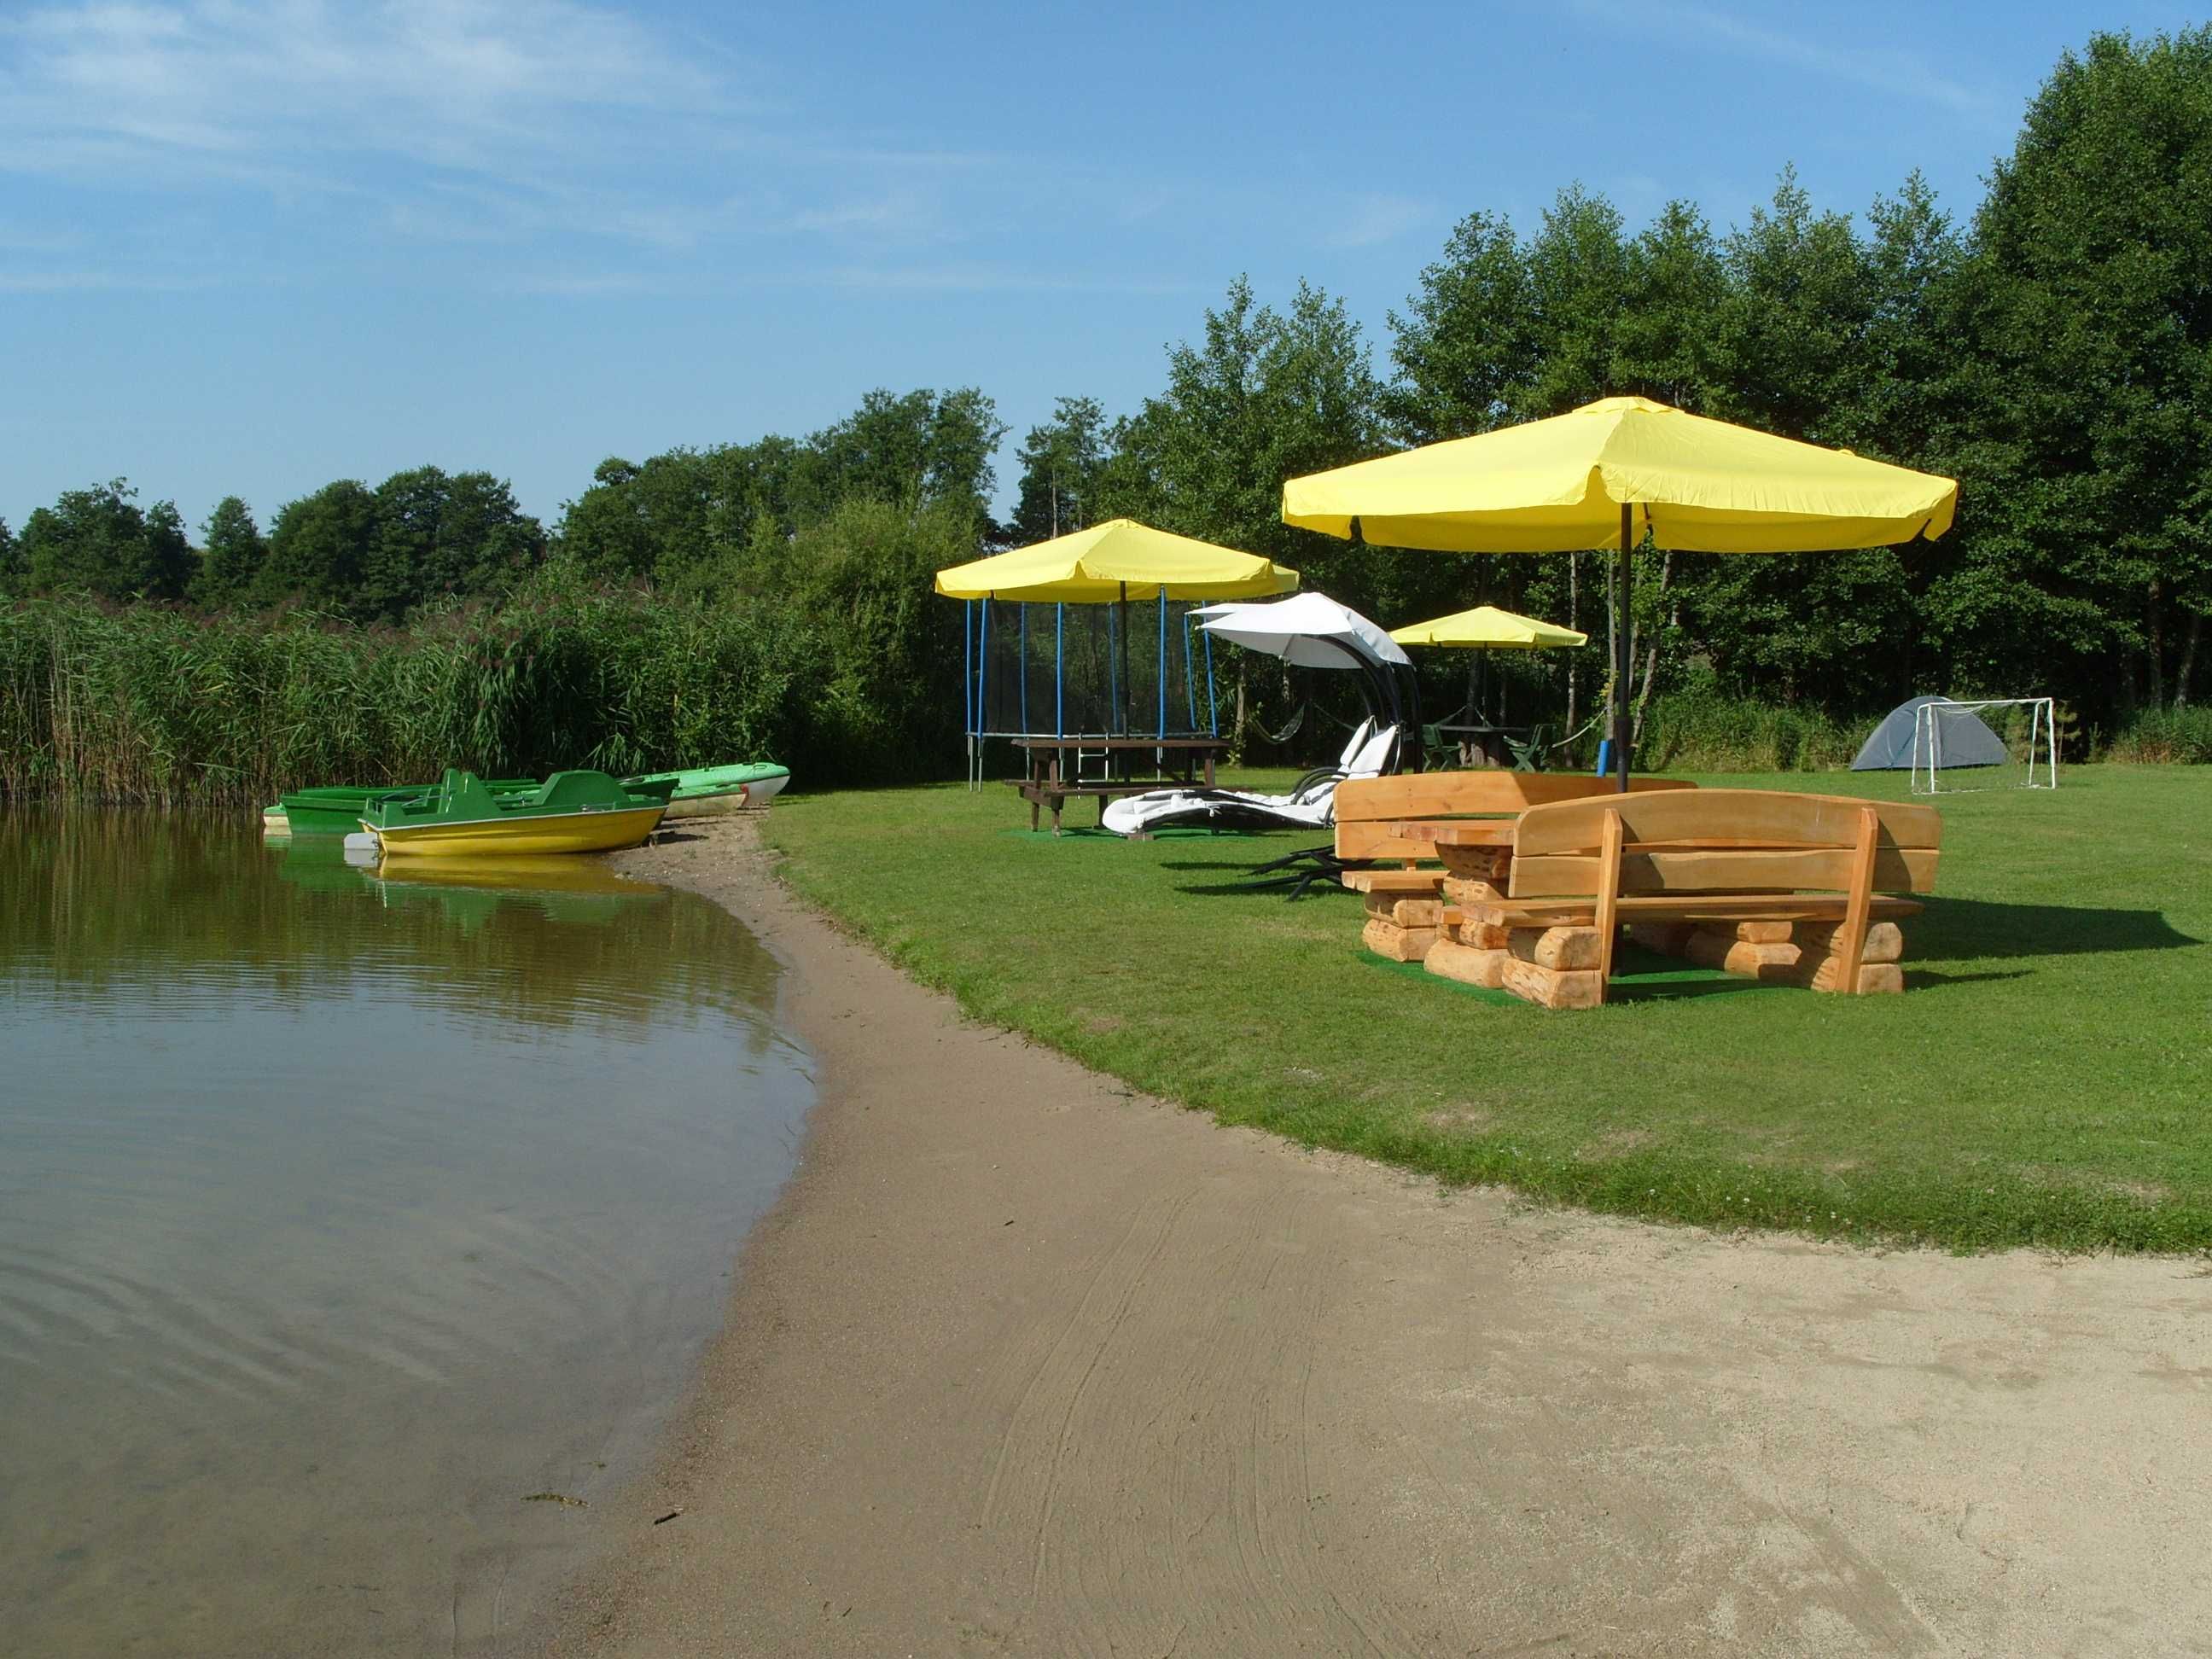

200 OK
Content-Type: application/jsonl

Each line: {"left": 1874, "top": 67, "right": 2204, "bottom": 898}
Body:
{"left": 0, "top": 815, "right": 813, "bottom": 1655}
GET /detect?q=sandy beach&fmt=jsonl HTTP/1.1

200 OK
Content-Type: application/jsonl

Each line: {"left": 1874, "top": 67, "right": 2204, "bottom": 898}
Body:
{"left": 539, "top": 813, "right": 2210, "bottom": 1656}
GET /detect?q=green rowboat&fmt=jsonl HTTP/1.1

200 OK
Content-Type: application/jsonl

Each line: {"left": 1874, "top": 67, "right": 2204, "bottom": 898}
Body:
{"left": 620, "top": 762, "right": 789, "bottom": 818}
{"left": 268, "top": 779, "right": 538, "bottom": 836}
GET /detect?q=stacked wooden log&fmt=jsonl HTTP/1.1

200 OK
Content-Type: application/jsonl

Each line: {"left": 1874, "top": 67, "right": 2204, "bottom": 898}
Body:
{"left": 1627, "top": 919, "right": 1907, "bottom": 993}
{"left": 1359, "top": 893, "right": 1445, "bottom": 962}
{"left": 1433, "top": 911, "right": 1607, "bottom": 1007}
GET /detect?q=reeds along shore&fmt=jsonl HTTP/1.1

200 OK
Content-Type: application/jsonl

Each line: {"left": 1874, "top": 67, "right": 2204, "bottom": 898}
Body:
{"left": 0, "top": 591, "right": 917, "bottom": 807}
{"left": 4, "top": 594, "right": 2196, "bottom": 807}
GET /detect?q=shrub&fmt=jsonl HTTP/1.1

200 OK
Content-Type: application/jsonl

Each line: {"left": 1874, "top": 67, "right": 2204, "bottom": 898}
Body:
{"left": 2106, "top": 706, "right": 2212, "bottom": 764}
{"left": 1635, "top": 690, "right": 1859, "bottom": 772}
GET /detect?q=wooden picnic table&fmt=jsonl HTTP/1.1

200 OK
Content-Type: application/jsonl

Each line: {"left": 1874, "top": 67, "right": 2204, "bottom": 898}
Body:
{"left": 1430, "top": 721, "right": 1540, "bottom": 769}
{"left": 1010, "top": 736, "right": 1227, "bottom": 834}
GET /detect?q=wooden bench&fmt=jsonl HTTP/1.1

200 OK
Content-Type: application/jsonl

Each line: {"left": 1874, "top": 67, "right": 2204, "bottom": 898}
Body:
{"left": 1430, "top": 789, "right": 1943, "bottom": 1006}
{"left": 1336, "top": 772, "right": 1701, "bottom": 883}
{"left": 1336, "top": 772, "right": 1699, "bottom": 963}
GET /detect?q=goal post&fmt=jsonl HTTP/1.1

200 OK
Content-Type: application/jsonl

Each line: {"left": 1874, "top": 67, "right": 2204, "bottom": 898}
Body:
{"left": 1911, "top": 697, "right": 2059, "bottom": 795}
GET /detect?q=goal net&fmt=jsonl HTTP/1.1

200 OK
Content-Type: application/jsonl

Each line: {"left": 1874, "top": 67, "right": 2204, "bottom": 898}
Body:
{"left": 1912, "top": 697, "right": 2058, "bottom": 794}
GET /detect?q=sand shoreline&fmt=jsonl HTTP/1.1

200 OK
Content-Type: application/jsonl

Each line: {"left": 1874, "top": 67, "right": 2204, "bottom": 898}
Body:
{"left": 532, "top": 812, "right": 2208, "bottom": 1656}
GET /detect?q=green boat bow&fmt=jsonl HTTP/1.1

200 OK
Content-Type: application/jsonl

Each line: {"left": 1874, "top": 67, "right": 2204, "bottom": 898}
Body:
{"left": 270, "top": 778, "right": 538, "bottom": 835}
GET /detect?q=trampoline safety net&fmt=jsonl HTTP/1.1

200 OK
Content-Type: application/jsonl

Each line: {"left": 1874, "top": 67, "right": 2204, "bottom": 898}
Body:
{"left": 963, "top": 597, "right": 1220, "bottom": 739}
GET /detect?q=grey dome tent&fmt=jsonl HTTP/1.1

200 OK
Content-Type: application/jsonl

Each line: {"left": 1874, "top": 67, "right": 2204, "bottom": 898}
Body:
{"left": 1853, "top": 695, "right": 2006, "bottom": 771}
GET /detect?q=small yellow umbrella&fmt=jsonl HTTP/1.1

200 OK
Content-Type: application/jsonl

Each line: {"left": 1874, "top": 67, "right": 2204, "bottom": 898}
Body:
{"left": 934, "top": 518, "right": 1298, "bottom": 602}
{"left": 1284, "top": 395, "right": 1956, "bottom": 786}
{"left": 1389, "top": 604, "right": 1588, "bottom": 649}
{"left": 1391, "top": 605, "right": 1587, "bottom": 767}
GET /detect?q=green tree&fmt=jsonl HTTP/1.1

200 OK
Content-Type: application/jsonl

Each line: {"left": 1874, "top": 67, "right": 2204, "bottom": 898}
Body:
{"left": 0, "top": 517, "right": 17, "bottom": 589}
{"left": 1009, "top": 396, "right": 1109, "bottom": 544}
{"left": 1962, "top": 26, "right": 2212, "bottom": 713}
{"left": 1613, "top": 201, "right": 1731, "bottom": 410}
{"left": 1518, "top": 184, "right": 1633, "bottom": 416}
{"left": 1100, "top": 276, "right": 1382, "bottom": 590}
{"left": 359, "top": 467, "right": 545, "bottom": 620}
{"left": 259, "top": 480, "right": 377, "bottom": 610}
{"left": 792, "top": 387, "right": 1007, "bottom": 530}
{"left": 194, "top": 497, "right": 266, "bottom": 607}
{"left": 19, "top": 480, "right": 194, "bottom": 600}
{"left": 1662, "top": 170, "right": 1912, "bottom": 710}
{"left": 771, "top": 495, "right": 980, "bottom": 775}
{"left": 1386, "top": 210, "right": 1539, "bottom": 445}
{"left": 1714, "top": 167, "right": 1874, "bottom": 439}
{"left": 556, "top": 451, "right": 720, "bottom": 586}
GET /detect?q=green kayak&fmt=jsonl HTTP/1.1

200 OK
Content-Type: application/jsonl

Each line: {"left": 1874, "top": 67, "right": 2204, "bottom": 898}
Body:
{"left": 268, "top": 779, "right": 538, "bottom": 835}
{"left": 620, "top": 762, "right": 789, "bottom": 817}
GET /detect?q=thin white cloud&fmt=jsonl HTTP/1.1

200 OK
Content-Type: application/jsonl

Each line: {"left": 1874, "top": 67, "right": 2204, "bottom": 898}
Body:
{"left": 0, "top": 2, "right": 963, "bottom": 236}
{"left": 824, "top": 263, "right": 1206, "bottom": 297}
{"left": 0, "top": 3, "right": 1218, "bottom": 293}
{"left": 0, "top": 267, "right": 222, "bottom": 291}
{"left": 1323, "top": 193, "right": 1437, "bottom": 250}
{"left": 0, "top": 224, "right": 83, "bottom": 253}
{"left": 1, "top": 0, "right": 732, "bottom": 165}
{"left": 1566, "top": 0, "right": 2000, "bottom": 121}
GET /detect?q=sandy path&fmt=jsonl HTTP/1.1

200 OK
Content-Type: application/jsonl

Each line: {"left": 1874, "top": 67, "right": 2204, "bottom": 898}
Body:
{"left": 545, "top": 815, "right": 2210, "bottom": 1656}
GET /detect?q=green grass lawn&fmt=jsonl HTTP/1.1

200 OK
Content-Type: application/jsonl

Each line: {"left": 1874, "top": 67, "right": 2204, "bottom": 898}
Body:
{"left": 761, "top": 765, "right": 2211, "bottom": 1253}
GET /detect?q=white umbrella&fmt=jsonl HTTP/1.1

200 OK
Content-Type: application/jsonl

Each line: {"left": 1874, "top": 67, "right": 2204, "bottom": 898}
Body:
{"left": 1193, "top": 592, "right": 1411, "bottom": 669}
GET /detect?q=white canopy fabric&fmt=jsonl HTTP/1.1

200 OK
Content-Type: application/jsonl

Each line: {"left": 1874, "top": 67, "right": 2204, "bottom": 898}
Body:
{"left": 1192, "top": 592, "right": 1412, "bottom": 670}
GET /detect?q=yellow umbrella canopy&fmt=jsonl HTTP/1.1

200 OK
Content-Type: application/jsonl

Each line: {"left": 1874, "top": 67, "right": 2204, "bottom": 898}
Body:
{"left": 1283, "top": 395, "right": 1957, "bottom": 553}
{"left": 1284, "top": 396, "right": 1957, "bottom": 785}
{"left": 934, "top": 518, "right": 1299, "bottom": 602}
{"left": 1390, "top": 604, "right": 1588, "bottom": 649}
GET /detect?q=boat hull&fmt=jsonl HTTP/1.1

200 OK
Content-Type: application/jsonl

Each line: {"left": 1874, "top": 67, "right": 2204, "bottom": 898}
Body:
{"left": 623, "top": 763, "right": 789, "bottom": 811}
{"left": 370, "top": 805, "right": 666, "bottom": 859}
{"left": 663, "top": 792, "right": 750, "bottom": 819}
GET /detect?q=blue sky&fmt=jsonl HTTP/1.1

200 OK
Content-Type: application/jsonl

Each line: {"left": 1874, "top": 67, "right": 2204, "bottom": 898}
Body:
{"left": 0, "top": 1, "right": 2197, "bottom": 536}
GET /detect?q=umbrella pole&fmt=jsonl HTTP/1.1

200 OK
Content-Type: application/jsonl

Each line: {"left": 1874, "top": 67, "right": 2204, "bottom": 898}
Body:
{"left": 1613, "top": 504, "right": 1633, "bottom": 792}
{"left": 1119, "top": 584, "right": 1132, "bottom": 742}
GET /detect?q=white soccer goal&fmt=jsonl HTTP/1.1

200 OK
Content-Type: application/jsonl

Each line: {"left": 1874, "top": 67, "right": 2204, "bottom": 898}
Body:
{"left": 1912, "top": 697, "right": 2059, "bottom": 794}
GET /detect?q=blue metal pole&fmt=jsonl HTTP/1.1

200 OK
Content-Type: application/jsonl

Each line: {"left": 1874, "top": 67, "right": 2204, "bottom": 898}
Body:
{"left": 1055, "top": 602, "right": 1064, "bottom": 736}
{"left": 1181, "top": 610, "right": 1196, "bottom": 733}
{"left": 1204, "top": 628, "right": 1218, "bottom": 735}
{"left": 978, "top": 597, "right": 989, "bottom": 736}
{"left": 1018, "top": 602, "right": 1029, "bottom": 733}
{"left": 1156, "top": 588, "right": 1167, "bottom": 740}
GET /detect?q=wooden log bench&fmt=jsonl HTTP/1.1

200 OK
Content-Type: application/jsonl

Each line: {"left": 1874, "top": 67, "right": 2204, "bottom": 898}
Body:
{"left": 1431, "top": 789, "right": 1942, "bottom": 1006}
{"left": 1336, "top": 772, "right": 1697, "bottom": 963}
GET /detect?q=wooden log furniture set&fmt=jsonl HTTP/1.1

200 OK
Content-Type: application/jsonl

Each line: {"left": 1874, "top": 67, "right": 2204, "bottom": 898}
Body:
{"left": 1333, "top": 775, "right": 1942, "bottom": 1009}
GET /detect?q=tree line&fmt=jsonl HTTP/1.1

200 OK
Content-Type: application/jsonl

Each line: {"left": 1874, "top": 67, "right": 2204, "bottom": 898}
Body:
{"left": 4, "top": 28, "right": 2205, "bottom": 742}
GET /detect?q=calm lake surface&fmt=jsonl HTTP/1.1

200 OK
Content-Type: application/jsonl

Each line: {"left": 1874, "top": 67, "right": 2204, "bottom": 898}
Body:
{"left": 0, "top": 814, "right": 813, "bottom": 1656}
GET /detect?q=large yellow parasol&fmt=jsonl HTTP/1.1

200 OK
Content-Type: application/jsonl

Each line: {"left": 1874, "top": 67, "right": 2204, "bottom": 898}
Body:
{"left": 1284, "top": 396, "right": 1957, "bottom": 785}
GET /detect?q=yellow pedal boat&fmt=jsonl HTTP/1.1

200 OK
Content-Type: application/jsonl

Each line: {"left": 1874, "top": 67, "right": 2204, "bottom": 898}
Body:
{"left": 362, "top": 769, "right": 667, "bottom": 859}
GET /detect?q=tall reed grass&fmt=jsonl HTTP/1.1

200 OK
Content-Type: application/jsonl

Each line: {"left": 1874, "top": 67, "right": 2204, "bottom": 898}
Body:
{"left": 0, "top": 585, "right": 927, "bottom": 806}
